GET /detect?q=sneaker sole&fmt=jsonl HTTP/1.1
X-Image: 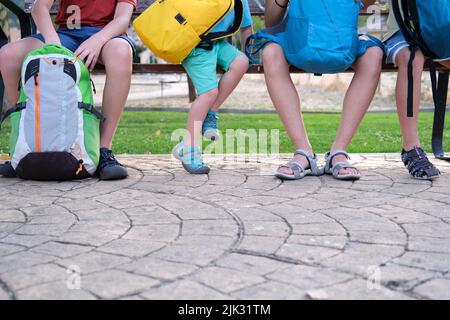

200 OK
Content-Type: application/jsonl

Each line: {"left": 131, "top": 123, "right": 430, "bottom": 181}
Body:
{"left": 413, "top": 174, "right": 440, "bottom": 181}
{"left": 99, "top": 166, "right": 129, "bottom": 180}
{"left": 182, "top": 163, "right": 210, "bottom": 175}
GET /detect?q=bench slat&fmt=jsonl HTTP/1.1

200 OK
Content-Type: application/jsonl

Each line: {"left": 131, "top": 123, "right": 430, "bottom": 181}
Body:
{"left": 91, "top": 63, "right": 446, "bottom": 75}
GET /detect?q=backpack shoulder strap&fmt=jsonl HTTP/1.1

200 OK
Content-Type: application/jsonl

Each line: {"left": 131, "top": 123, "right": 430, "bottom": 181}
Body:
{"left": 0, "top": 102, "right": 26, "bottom": 126}
{"left": 392, "top": 0, "right": 414, "bottom": 42}
{"left": 202, "top": 0, "right": 244, "bottom": 42}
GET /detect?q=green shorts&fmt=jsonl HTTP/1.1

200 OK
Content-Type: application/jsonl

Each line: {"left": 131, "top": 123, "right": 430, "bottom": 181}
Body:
{"left": 182, "top": 40, "right": 243, "bottom": 95}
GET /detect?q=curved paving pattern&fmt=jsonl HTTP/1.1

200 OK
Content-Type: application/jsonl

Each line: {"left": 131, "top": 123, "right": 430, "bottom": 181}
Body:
{"left": 1, "top": 154, "right": 450, "bottom": 300}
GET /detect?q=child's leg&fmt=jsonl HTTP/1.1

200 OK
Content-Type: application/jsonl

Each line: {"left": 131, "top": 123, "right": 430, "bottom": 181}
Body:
{"left": 395, "top": 47, "right": 425, "bottom": 150}
{"left": 263, "top": 43, "right": 313, "bottom": 173}
{"left": 185, "top": 88, "right": 218, "bottom": 148}
{"left": 99, "top": 38, "right": 133, "bottom": 149}
{"left": 331, "top": 46, "right": 383, "bottom": 175}
{"left": 182, "top": 48, "right": 219, "bottom": 149}
{"left": 212, "top": 42, "right": 249, "bottom": 111}
{"left": 0, "top": 38, "right": 44, "bottom": 104}
{"left": 211, "top": 55, "right": 248, "bottom": 111}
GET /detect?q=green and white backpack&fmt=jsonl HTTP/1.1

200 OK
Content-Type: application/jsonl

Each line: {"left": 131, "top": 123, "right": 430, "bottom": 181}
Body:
{"left": 3, "top": 45, "right": 103, "bottom": 180}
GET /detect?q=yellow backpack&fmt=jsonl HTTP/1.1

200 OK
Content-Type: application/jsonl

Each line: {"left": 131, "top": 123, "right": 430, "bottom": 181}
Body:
{"left": 133, "top": 0, "right": 244, "bottom": 64}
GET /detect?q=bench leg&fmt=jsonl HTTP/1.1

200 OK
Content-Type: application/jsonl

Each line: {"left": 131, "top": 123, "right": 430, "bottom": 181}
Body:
{"left": 432, "top": 71, "right": 450, "bottom": 161}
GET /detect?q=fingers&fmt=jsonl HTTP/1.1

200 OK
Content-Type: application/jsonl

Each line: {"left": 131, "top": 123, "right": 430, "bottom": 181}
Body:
{"left": 75, "top": 44, "right": 99, "bottom": 71}
{"left": 75, "top": 47, "right": 89, "bottom": 62}
{"left": 90, "top": 55, "right": 99, "bottom": 72}
{"left": 75, "top": 49, "right": 95, "bottom": 71}
{"left": 86, "top": 53, "right": 99, "bottom": 72}
{"left": 74, "top": 44, "right": 84, "bottom": 58}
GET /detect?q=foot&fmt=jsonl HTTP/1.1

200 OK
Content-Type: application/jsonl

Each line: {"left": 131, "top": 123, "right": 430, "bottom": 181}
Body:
{"left": 332, "top": 154, "right": 359, "bottom": 176}
{"left": 97, "top": 148, "right": 128, "bottom": 180}
{"left": 277, "top": 154, "right": 311, "bottom": 176}
{"left": 0, "top": 162, "right": 16, "bottom": 178}
{"left": 402, "top": 147, "right": 440, "bottom": 180}
{"left": 181, "top": 147, "right": 210, "bottom": 175}
{"left": 202, "top": 110, "right": 220, "bottom": 141}
{"left": 324, "top": 150, "right": 361, "bottom": 181}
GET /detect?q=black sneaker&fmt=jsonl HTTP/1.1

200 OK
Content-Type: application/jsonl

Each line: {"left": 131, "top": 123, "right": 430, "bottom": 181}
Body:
{"left": 0, "top": 162, "right": 16, "bottom": 178}
{"left": 97, "top": 148, "right": 128, "bottom": 180}
{"left": 401, "top": 147, "right": 441, "bottom": 180}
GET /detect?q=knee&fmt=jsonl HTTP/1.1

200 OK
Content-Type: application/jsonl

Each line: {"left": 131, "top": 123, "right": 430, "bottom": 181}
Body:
{"left": 363, "top": 47, "right": 383, "bottom": 77}
{"left": 229, "top": 55, "right": 249, "bottom": 74}
{"left": 0, "top": 44, "right": 17, "bottom": 71}
{"left": 103, "top": 40, "right": 133, "bottom": 74}
{"left": 262, "top": 43, "right": 287, "bottom": 71}
{"left": 262, "top": 44, "right": 282, "bottom": 63}
{"left": 396, "top": 48, "right": 425, "bottom": 71}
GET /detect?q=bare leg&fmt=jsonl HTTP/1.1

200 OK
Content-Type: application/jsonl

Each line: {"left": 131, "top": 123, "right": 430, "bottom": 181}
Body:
{"left": 99, "top": 38, "right": 133, "bottom": 149}
{"left": 0, "top": 37, "right": 43, "bottom": 105}
{"left": 211, "top": 55, "right": 248, "bottom": 111}
{"left": 395, "top": 48, "right": 425, "bottom": 151}
{"left": 263, "top": 43, "right": 312, "bottom": 174}
{"left": 184, "top": 88, "right": 218, "bottom": 148}
{"left": 331, "top": 46, "right": 383, "bottom": 175}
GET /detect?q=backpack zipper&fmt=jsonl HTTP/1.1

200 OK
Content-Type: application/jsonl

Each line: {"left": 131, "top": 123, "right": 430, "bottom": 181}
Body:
{"left": 70, "top": 143, "right": 85, "bottom": 176}
{"left": 34, "top": 74, "right": 41, "bottom": 152}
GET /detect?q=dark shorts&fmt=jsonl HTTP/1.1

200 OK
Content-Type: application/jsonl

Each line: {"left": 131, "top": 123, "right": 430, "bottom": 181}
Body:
{"left": 29, "top": 26, "right": 136, "bottom": 57}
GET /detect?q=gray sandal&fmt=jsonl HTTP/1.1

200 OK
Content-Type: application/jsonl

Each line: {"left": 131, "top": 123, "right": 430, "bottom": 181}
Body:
{"left": 324, "top": 150, "right": 361, "bottom": 181}
{"left": 275, "top": 150, "right": 323, "bottom": 180}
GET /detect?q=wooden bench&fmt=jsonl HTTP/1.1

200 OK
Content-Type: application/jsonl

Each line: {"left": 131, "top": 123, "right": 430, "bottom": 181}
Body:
{"left": 0, "top": 0, "right": 448, "bottom": 160}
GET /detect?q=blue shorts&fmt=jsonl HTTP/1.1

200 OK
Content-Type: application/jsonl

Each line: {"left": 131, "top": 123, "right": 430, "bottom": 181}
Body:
{"left": 384, "top": 31, "right": 409, "bottom": 65}
{"left": 29, "top": 26, "right": 136, "bottom": 56}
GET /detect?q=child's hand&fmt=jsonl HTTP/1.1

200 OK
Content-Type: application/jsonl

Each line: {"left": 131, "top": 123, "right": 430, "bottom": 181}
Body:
{"left": 75, "top": 35, "right": 105, "bottom": 72}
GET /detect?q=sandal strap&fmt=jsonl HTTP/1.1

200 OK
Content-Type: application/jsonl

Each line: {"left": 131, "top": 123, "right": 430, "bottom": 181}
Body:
{"left": 326, "top": 150, "right": 351, "bottom": 161}
{"left": 294, "top": 149, "right": 321, "bottom": 175}
{"left": 182, "top": 147, "right": 204, "bottom": 166}
{"left": 279, "top": 161, "right": 305, "bottom": 179}
{"left": 332, "top": 162, "right": 360, "bottom": 176}
{"left": 325, "top": 150, "right": 351, "bottom": 172}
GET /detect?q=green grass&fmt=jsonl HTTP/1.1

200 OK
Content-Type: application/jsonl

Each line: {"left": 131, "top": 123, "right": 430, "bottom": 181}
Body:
{"left": 1, "top": 111, "right": 449, "bottom": 155}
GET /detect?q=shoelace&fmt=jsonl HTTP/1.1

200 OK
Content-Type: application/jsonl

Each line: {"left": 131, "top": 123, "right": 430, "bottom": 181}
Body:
{"left": 407, "top": 147, "right": 434, "bottom": 174}
{"left": 204, "top": 113, "right": 218, "bottom": 128}
{"left": 100, "top": 150, "right": 121, "bottom": 168}
{"left": 411, "top": 147, "right": 432, "bottom": 167}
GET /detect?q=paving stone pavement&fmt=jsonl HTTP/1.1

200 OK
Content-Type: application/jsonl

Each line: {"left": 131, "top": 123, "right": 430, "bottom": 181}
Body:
{"left": 1, "top": 154, "right": 450, "bottom": 300}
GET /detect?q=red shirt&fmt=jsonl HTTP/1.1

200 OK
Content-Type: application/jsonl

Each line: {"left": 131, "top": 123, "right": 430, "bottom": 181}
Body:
{"left": 55, "top": 0, "right": 137, "bottom": 29}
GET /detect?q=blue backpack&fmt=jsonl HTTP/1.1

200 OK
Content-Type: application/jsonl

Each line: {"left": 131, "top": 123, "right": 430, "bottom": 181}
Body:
{"left": 393, "top": 0, "right": 450, "bottom": 61}
{"left": 245, "top": 0, "right": 381, "bottom": 74}
{"left": 392, "top": 0, "right": 450, "bottom": 117}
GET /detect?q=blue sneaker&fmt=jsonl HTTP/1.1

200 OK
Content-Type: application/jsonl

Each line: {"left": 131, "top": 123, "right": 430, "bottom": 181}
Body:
{"left": 182, "top": 147, "right": 210, "bottom": 174}
{"left": 202, "top": 110, "right": 220, "bottom": 141}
